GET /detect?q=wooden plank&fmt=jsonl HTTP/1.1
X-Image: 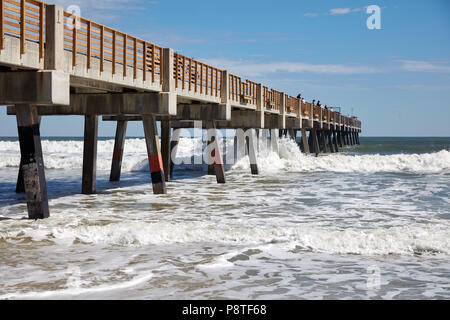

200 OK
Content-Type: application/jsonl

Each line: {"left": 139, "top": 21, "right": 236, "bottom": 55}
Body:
{"left": 122, "top": 33, "right": 126, "bottom": 77}
{"left": 151, "top": 43, "right": 155, "bottom": 82}
{"left": 100, "top": 25, "right": 104, "bottom": 72}
{"left": 72, "top": 16, "right": 77, "bottom": 66}
{"left": 112, "top": 31, "right": 116, "bottom": 74}
{"left": 38, "top": 1, "right": 43, "bottom": 58}
{"left": 142, "top": 41, "right": 146, "bottom": 81}
{"left": 0, "top": 0, "right": 4, "bottom": 50}
{"left": 133, "top": 37, "right": 137, "bottom": 79}
{"left": 86, "top": 20, "right": 91, "bottom": 69}
{"left": 182, "top": 55, "right": 185, "bottom": 90}
{"left": 20, "top": 0, "right": 24, "bottom": 54}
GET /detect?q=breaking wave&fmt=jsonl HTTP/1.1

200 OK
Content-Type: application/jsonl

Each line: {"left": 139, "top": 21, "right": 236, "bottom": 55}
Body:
{"left": 1, "top": 221, "right": 449, "bottom": 256}
{"left": 0, "top": 138, "right": 449, "bottom": 174}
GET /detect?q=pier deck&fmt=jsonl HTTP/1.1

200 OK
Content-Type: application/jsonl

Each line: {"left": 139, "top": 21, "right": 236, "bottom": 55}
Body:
{"left": 0, "top": 0, "right": 362, "bottom": 219}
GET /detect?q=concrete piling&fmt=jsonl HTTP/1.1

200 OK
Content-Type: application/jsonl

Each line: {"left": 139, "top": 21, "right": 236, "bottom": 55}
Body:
{"left": 82, "top": 115, "right": 98, "bottom": 195}
{"left": 161, "top": 120, "right": 172, "bottom": 181}
{"left": 15, "top": 105, "right": 49, "bottom": 219}
{"left": 209, "top": 122, "right": 226, "bottom": 184}
{"left": 170, "top": 128, "right": 181, "bottom": 179}
{"left": 142, "top": 115, "right": 167, "bottom": 195}
{"left": 110, "top": 120, "right": 128, "bottom": 182}
{"left": 246, "top": 130, "right": 259, "bottom": 175}
{"left": 300, "top": 128, "right": 310, "bottom": 154}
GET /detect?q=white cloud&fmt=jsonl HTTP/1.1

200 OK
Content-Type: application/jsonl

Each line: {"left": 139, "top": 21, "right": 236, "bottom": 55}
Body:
{"left": 329, "top": 8, "right": 352, "bottom": 15}
{"left": 304, "top": 13, "right": 318, "bottom": 18}
{"left": 52, "top": 0, "right": 153, "bottom": 20}
{"left": 399, "top": 60, "right": 450, "bottom": 73}
{"left": 200, "top": 58, "right": 381, "bottom": 77}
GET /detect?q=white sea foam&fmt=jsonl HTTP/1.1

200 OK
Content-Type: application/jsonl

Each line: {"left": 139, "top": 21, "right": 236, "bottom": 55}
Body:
{"left": 2, "top": 221, "right": 449, "bottom": 256}
{"left": 1, "top": 138, "right": 449, "bottom": 174}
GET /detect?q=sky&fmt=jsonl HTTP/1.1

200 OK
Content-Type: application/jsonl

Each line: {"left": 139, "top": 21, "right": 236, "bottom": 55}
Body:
{"left": 1, "top": 0, "right": 450, "bottom": 137}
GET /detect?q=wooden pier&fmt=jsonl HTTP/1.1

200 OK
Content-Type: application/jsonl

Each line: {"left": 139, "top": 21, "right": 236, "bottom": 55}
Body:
{"left": 0, "top": 0, "right": 362, "bottom": 219}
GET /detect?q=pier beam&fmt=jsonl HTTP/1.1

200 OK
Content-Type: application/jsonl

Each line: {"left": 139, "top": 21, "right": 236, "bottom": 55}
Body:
{"left": 142, "top": 115, "right": 167, "bottom": 194}
{"left": 109, "top": 120, "right": 128, "bottom": 182}
{"left": 82, "top": 115, "right": 98, "bottom": 195}
{"left": 16, "top": 105, "right": 49, "bottom": 219}
{"left": 161, "top": 120, "right": 172, "bottom": 181}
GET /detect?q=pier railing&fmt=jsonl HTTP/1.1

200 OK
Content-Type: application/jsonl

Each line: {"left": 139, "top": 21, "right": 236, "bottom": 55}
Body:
{"left": 62, "top": 9, "right": 163, "bottom": 84}
{"left": 0, "top": 0, "right": 361, "bottom": 128}
{"left": 229, "top": 74, "right": 257, "bottom": 105}
{"left": 285, "top": 95, "right": 299, "bottom": 114}
{"left": 301, "top": 101, "right": 311, "bottom": 119}
{"left": 0, "top": 0, "right": 46, "bottom": 56}
{"left": 174, "top": 53, "right": 222, "bottom": 97}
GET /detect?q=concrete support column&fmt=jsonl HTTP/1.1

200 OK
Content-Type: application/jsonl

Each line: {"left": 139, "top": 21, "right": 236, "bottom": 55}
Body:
{"left": 45, "top": 5, "right": 65, "bottom": 70}
{"left": 16, "top": 117, "right": 41, "bottom": 193}
{"left": 321, "top": 130, "right": 329, "bottom": 153}
{"left": 270, "top": 129, "right": 279, "bottom": 154}
{"left": 207, "top": 129, "right": 216, "bottom": 175}
{"left": 110, "top": 120, "right": 128, "bottom": 182}
{"left": 310, "top": 128, "right": 320, "bottom": 157}
{"left": 161, "top": 120, "right": 172, "bottom": 181}
{"left": 333, "top": 131, "right": 339, "bottom": 153}
{"left": 246, "top": 130, "right": 259, "bottom": 175}
{"left": 300, "top": 128, "right": 310, "bottom": 154}
{"left": 82, "top": 115, "right": 98, "bottom": 195}
{"left": 170, "top": 128, "right": 181, "bottom": 179}
{"left": 338, "top": 131, "right": 343, "bottom": 147}
{"left": 15, "top": 105, "right": 49, "bottom": 219}
{"left": 288, "top": 129, "right": 295, "bottom": 141}
{"left": 327, "top": 131, "right": 335, "bottom": 153}
{"left": 207, "top": 122, "right": 226, "bottom": 184}
{"left": 261, "top": 129, "right": 268, "bottom": 151}
{"left": 142, "top": 115, "right": 167, "bottom": 194}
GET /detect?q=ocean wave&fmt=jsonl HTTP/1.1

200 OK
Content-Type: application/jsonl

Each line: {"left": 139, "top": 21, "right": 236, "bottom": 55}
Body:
{"left": 236, "top": 139, "right": 450, "bottom": 174}
{"left": 1, "top": 222, "right": 449, "bottom": 256}
{"left": 1, "top": 138, "right": 449, "bottom": 174}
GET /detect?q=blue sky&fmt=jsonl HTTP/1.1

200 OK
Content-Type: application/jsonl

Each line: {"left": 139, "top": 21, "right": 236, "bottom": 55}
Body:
{"left": 1, "top": 0, "right": 449, "bottom": 137}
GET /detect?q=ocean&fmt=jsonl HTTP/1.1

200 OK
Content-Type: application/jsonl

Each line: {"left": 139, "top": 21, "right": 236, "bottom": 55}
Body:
{"left": 0, "top": 136, "right": 449, "bottom": 300}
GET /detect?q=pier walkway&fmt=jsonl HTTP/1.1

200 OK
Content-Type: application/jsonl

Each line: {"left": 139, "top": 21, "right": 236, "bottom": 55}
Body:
{"left": 0, "top": 0, "right": 362, "bottom": 219}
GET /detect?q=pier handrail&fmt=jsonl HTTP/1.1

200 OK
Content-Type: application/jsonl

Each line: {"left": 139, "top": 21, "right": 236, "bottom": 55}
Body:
{"left": 0, "top": 0, "right": 46, "bottom": 57}
{"left": 62, "top": 8, "right": 163, "bottom": 84}
{"left": 173, "top": 52, "right": 222, "bottom": 96}
{"left": 285, "top": 95, "right": 299, "bottom": 114}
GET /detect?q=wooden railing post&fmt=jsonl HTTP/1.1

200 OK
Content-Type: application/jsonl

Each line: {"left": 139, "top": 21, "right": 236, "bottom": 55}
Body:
{"left": 162, "top": 48, "right": 174, "bottom": 92}
{"left": 39, "top": 2, "right": 44, "bottom": 59}
{"left": 45, "top": 5, "right": 65, "bottom": 70}
{"left": 0, "top": 0, "right": 4, "bottom": 51}
{"left": 20, "top": 0, "right": 25, "bottom": 55}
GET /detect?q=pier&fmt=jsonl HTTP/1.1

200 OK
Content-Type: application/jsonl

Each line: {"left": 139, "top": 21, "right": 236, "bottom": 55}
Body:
{"left": 0, "top": 0, "right": 362, "bottom": 219}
